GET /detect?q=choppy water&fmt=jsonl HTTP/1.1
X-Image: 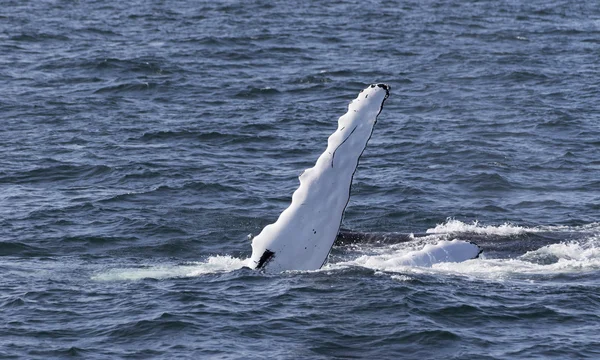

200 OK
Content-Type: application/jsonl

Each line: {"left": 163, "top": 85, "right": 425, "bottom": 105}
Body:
{"left": 2, "top": 0, "right": 599, "bottom": 358}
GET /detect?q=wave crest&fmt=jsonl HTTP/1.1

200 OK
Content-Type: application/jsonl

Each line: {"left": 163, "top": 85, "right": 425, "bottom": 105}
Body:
{"left": 426, "top": 219, "right": 600, "bottom": 236}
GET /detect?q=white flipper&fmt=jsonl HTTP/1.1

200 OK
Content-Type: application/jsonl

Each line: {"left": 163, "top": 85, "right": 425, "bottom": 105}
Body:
{"left": 366, "top": 240, "right": 482, "bottom": 268}
{"left": 249, "top": 84, "right": 390, "bottom": 272}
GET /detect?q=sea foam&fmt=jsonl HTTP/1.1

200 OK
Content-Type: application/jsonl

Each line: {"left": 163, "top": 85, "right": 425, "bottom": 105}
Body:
{"left": 426, "top": 219, "right": 600, "bottom": 236}
{"left": 92, "top": 255, "right": 246, "bottom": 281}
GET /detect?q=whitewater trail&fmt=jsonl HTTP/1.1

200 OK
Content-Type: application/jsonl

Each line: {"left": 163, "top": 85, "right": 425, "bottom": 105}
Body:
{"left": 91, "top": 221, "right": 600, "bottom": 282}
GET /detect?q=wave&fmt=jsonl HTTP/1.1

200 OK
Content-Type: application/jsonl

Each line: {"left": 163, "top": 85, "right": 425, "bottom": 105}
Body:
{"left": 426, "top": 219, "right": 532, "bottom": 236}
{"left": 132, "top": 130, "right": 277, "bottom": 144}
{"left": 425, "top": 218, "right": 600, "bottom": 236}
{"left": 329, "top": 227, "right": 600, "bottom": 281}
{"left": 91, "top": 255, "right": 247, "bottom": 281}
{"left": 93, "top": 82, "right": 161, "bottom": 94}
{"left": 0, "top": 164, "right": 112, "bottom": 185}
{"left": 91, "top": 220, "right": 600, "bottom": 282}
{"left": 10, "top": 32, "right": 70, "bottom": 42}
{"left": 0, "top": 242, "right": 46, "bottom": 257}
{"left": 98, "top": 180, "right": 244, "bottom": 204}
{"left": 92, "top": 239, "right": 600, "bottom": 282}
{"left": 234, "top": 86, "right": 281, "bottom": 98}
{"left": 430, "top": 236, "right": 600, "bottom": 280}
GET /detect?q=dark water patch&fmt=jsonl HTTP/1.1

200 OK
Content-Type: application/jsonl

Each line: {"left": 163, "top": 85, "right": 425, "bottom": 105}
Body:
{"left": 350, "top": 181, "right": 391, "bottom": 195}
{"left": 104, "top": 316, "right": 196, "bottom": 340}
{"left": 133, "top": 129, "right": 278, "bottom": 146}
{"left": 60, "top": 235, "right": 140, "bottom": 246}
{"left": 335, "top": 230, "right": 412, "bottom": 246}
{"left": 116, "top": 239, "right": 203, "bottom": 258}
{"left": 234, "top": 86, "right": 282, "bottom": 98}
{"left": 0, "top": 164, "right": 112, "bottom": 185}
{"left": 98, "top": 181, "right": 243, "bottom": 205}
{"left": 135, "top": 129, "right": 210, "bottom": 141}
{"left": 396, "top": 329, "right": 461, "bottom": 344}
{"left": 239, "top": 122, "right": 278, "bottom": 133}
{"left": 9, "top": 32, "right": 70, "bottom": 42}
{"left": 582, "top": 38, "right": 600, "bottom": 44}
{"left": 498, "top": 303, "right": 563, "bottom": 320}
{"left": 481, "top": 204, "right": 510, "bottom": 213}
{"left": 263, "top": 46, "right": 304, "bottom": 54}
{"left": 28, "top": 346, "right": 92, "bottom": 358}
{"left": 94, "top": 81, "right": 162, "bottom": 94}
{"left": 512, "top": 200, "right": 563, "bottom": 209}
{"left": 495, "top": 70, "right": 550, "bottom": 83}
{"left": 92, "top": 57, "right": 176, "bottom": 75}
{"left": 460, "top": 172, "right": 514, "bottom": 192}
{"left": 79, "top": 27, "right": 122, "bottom": 37}
{"left": 25, "top": 202, "right": 99, "bottom": 221}
{"left": 119, "top": 170, "right": 164, "bottom": 182}
{"left": 434, "top": 303, "right": 483, "bottom": 318}
{"left": 0, "top": 242, "right": 49, "bottom": 257}
{"left": 138, "top": 221, "right": 189, "bottom": 238}
{"left": 388, "top": 49, "right": 419, "bottom": 57}
{"left": 210, "top": 49, "right": 258, "bottom": 62}
{"left": 1, "top": 297, "right": 26, "bottom": 307}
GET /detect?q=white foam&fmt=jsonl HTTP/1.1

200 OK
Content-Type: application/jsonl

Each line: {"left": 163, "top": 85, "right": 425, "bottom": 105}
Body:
{"left": 432, "top": 240, "right": 600, "bottom": 280}
{"left": 390, "top": 274, "right": 412, "bottom": 282}
{"left": 326, "top": 230, "right": 600, "bottom": 282}
{"left": 330, "top": 239, "right": 480, "bottom": 274}
{"left": 361, "top": 240, "right": 480, "bottom": 268}
{"left": 92, "top": 222, "right": 600, "bottom": 281}
{"left": 426, "top": 219, "right": 531, "bottom": 236}
{"left": 426, "top": 219, "right": 600, "bottom": 236}
{"left": 91, "top": 255, "right": 246, "bottom": 281}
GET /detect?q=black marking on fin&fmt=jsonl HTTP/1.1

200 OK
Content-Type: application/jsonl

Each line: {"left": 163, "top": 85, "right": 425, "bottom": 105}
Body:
{"left": 331, "top": 125, "right": 358, "bottom": 168}
{"left": 256, "top": 249, "right": 275, "bottom": 269}
{"left": 469, "top": 241, "right": 483, "bottom": 259}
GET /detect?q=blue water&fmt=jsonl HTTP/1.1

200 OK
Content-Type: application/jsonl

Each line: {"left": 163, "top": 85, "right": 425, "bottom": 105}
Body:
{"left": 2, "top": 0, "right": 599, "bottom": 358}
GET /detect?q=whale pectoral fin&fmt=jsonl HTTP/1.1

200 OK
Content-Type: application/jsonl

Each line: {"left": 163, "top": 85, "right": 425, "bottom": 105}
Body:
{"left": 256, "top": 249, "right": 275, "bottom": 270}
{"left": 331, "top": 125, "right": 358, "bottom": 168}
{"left": 248, "top": 84, "right": 390, "bottom": 272}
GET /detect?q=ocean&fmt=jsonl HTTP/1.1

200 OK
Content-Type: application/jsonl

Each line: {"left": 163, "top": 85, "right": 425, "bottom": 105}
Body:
{"left": 1, "top": 0, "right": 599, "bottom": 358}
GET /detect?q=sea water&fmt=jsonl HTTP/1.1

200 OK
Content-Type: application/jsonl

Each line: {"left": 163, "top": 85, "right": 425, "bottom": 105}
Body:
{"left": 1, "top": 0, "right": 599, "bottom": 358}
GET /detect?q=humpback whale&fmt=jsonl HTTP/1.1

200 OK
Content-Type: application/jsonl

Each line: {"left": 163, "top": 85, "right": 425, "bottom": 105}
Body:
{"left": 248, "top": 84, "right": 481, "bottom": 272}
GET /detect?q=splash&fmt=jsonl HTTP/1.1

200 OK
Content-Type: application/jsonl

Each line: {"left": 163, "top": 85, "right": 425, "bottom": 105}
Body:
{"left": 326, "top": 220, "right": 600, "bottom": 281}
{"left": 519, "top": 236, "right": 600, "bottom": 268}
{"left": 432, "top": 238, "right": 600, "bottom": 280}
{"left": 426, "top": 219, "right": 532, "bottom": 236}
{"left": 338, "top": 233, "right": 600, "bottom": 281}
{"left": 426, "top": 219, "right": 600, "bottom": 236}
{"left": 354, "top": 240, "right": 480, "bottom": 269}
{"left": 91, "top": 255, "right": 247, "bottom": 281}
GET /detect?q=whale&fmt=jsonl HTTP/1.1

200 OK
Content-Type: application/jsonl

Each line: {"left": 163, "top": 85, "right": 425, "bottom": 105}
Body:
{"left": 361, "top": 239, "right": 482, "bottom": 268}
{"left": 248, "top": 84, "right": 481, "bottom": 272}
